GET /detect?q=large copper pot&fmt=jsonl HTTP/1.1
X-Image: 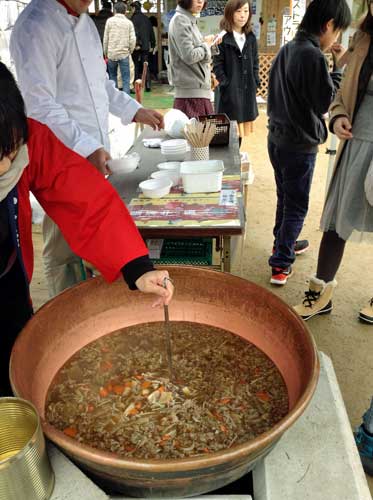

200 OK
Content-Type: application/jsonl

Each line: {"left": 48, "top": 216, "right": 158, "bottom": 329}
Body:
{"left": 10, "top": 267, "right": 319, "bottom": 498}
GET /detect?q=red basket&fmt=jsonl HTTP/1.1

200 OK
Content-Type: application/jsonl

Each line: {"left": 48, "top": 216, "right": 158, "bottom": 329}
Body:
{"left": 198, "top": 113, "right": 230, "bottom": 146}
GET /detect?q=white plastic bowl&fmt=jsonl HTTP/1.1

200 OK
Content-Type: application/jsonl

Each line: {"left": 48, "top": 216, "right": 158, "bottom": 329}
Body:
{"left": 161, "top": 152, "right": 187, "bottom": 161}
{"left": 164, "top": 109, "right": 189, "bottom": 138}
{"left": 139, "top": 178, "right": 172, "bottom": 198}
{"left": 151, "top": 169, "right": 180, "bottom": 187}
{"left": 107, "top": 154, "right": 139, "bottom": 174}
{"left": 157, "top": 161, "right": 181, "bottom": 171}
{"left": 161, "top": 139, "right": 187, "bottom": 149}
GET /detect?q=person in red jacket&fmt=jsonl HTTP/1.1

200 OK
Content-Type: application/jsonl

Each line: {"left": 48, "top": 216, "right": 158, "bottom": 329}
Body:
{"left": 0, "top": 63, "right": 173, "bottom": 396}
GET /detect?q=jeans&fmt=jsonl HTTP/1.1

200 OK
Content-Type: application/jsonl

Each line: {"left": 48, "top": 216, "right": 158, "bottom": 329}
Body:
{"left": 107, "top": 57, "right": 131, "bottom": 95}
{"left": 268, "top": 141, "right": 316, "bottom": 269}
{"left": 132, "top": 49, "right": 151, "bottom": 91}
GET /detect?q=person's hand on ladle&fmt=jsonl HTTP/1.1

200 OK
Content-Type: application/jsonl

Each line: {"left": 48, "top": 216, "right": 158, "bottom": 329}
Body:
{"left": 135, "top": 270, "right": 174, "bottom": 307}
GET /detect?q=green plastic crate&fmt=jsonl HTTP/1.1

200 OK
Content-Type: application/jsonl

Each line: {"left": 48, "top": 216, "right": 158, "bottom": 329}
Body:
{"left": 151, "top": 239, "right": 213, "bottom": 266}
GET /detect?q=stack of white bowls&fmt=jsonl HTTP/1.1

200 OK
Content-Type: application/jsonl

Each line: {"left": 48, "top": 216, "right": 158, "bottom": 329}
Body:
{"left": 161, "top": 139, "right": 188, "bottom": 161}
{"left": 151, "top": 161, "right": 181, "bottom": 186}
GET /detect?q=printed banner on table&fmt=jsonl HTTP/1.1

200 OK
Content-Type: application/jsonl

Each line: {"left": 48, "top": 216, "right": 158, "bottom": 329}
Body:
{"left": 129, "top": 196, "right": 241, "bottom": 228}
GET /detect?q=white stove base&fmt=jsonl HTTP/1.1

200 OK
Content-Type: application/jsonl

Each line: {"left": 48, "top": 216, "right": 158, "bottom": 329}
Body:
{"left": 253, "top": 352, "right": 371, "bottom": 500}
{"left": 48, "top": 352, "right": 371, "bottom": 500}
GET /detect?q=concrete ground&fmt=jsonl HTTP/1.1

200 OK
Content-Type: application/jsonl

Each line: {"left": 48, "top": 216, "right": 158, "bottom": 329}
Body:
{"left": 30, "top": 104, "right": 373, "bottom": 495}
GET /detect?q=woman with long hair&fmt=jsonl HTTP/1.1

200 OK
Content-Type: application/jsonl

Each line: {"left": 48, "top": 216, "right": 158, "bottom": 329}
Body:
{"left": 213, "top": 0, "right": 259, "bottom": 140}
{"left": 294, "top": 0, "right": 373, "bottom": 323}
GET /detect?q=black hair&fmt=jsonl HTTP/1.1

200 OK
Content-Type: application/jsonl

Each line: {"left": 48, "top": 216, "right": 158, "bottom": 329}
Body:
{"left": 132, "top": 1, "right": 141, "bottom": 13}
{"left": 178, "top": 0, "right": 207, "bottom": 12}
{"left": 360, "top": 0, "right": 373, "bottom": 34}
{"left": 102, "top": 1, "right": 112, "bottom": 10}
{"left": 0, "top": 63, "right": 28, "bottom": 161}
{"left": 149, "top": 15, "right": 158, "bottom": 27}
{"left": 115, "top": 1, "right": 126, "bottom": 14}
{"left": 298, "top": 0, "right": 351, "bottom": 36}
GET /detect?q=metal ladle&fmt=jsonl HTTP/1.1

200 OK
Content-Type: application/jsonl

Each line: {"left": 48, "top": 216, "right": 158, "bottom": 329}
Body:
{"left": 163, "top": 277, "right": 174, "bottom": 381}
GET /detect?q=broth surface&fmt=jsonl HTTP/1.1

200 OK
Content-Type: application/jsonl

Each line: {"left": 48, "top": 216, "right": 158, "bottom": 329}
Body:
{"left": 46, "top": 321, "right": 288, "bottom": 459}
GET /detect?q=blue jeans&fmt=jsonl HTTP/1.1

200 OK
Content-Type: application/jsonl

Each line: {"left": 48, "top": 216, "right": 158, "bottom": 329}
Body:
{"left": 268, "top": 141, "right": 316, "bottom": 269}
{"left": 107, "top": 57, "right": 130, "bottom": 95}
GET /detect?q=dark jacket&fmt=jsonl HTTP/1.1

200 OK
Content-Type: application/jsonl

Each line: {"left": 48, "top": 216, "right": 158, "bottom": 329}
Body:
{"left": 213, "top": 31, "right": 259, "bottom": 123}
{"left": 131, "top": 12, "right": 155, "bottom": 52}
{"left": 92, "top": 8, "right": 113, "bottom": 44}
{"left": 267, "top": 30, "right": 342, "bottom": 153}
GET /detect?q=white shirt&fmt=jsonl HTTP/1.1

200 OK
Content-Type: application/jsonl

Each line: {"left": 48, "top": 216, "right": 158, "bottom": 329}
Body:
{"left": 10, "top": 0, "right": 141, "bottom": 158}
{"left": 233, "top": 30, "right": 246, "bottom": 52}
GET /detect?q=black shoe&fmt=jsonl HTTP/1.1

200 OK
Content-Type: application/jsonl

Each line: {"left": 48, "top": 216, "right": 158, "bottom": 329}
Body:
{"left": 145, "top": 88, "right": 151, "bottom": 92}
{"left": 294, "top": 239, "right": 309, "bottom": 255}
{"left": 272, "top": 240, "right": 309, "bottom": 256}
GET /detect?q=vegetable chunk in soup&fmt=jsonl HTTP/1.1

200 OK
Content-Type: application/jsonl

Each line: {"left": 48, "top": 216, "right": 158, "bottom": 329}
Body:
{"left": 46, "top": 322, "right": 288, "bottom": 459}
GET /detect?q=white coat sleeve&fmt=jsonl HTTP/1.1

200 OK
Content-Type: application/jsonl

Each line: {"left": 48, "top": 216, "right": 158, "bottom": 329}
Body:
{"left": 105, "top": 76, "right": 142, "bottom": 125}
{"left": 10, "top": 20, "right": 103, "bottom": 159}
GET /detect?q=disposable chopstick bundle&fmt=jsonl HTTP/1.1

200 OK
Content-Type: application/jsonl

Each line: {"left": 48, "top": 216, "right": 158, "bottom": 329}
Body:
{"left": 184, "top": 121, "right": 216, "bottom": 148}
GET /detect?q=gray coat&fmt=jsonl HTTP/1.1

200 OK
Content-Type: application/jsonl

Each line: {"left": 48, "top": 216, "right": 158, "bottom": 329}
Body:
{"left": 168, "top": 6, "right": 212, "bottom": 99}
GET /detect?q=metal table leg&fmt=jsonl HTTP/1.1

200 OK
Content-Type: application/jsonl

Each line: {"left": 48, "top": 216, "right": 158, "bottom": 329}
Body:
{"left": 222, "top": 236, "right": 231, "bottom": 272}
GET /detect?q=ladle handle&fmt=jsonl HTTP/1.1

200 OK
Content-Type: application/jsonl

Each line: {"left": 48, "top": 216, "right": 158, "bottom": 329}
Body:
{"left": 163, "top": 278, "right": 174, "bottom": 381}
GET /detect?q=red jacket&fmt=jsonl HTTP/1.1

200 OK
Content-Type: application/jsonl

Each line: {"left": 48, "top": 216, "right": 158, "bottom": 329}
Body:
{"left": 17, "top": 119, "right": 148, "bottom": 283}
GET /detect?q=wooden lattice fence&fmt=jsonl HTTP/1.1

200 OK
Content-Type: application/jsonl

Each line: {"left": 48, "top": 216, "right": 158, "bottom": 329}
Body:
{"left": 257, "top": 53, "right": 276, "bottom": 99}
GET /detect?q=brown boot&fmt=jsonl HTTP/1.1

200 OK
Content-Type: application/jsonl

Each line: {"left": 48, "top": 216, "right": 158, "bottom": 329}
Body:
{"left": 359, "top": 299, "right": 373, "bottom": 324}
{"left": 293, "top": 276, "right": 337, "bottom": 321}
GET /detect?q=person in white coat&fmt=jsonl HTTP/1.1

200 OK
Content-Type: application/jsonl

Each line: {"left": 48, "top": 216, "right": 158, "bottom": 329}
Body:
{"left": 10, "top": 0, "right": 164, "bottom": 297}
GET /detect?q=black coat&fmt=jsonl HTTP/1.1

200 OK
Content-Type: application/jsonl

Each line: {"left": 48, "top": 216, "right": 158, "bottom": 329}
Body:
{"left": 267, "top": 31, "right": 342, "bottom": 153}
{"left": 131, "top": 12, "right": 155, "bottom": 52}
{"left": 92, "top": 9, "right": 113, "bottom": 44}
{"left": 213, "top": 31, "right": 259, "bottom": 123}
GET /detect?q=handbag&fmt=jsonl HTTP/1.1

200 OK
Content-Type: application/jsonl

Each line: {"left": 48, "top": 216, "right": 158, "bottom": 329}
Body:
{"left": 364, "top": 156, "right": 373, "bottom": 206}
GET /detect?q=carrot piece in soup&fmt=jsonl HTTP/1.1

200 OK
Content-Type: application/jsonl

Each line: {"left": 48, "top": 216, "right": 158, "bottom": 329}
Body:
{"left": 256, "top": 391, "right": 270, "bottom": 402}
{"left": 63, "top": 427, "right": 78, "bottom": 438}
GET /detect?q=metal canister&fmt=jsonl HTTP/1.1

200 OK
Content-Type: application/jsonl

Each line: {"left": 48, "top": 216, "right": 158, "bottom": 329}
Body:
{"left": 0, "top": 397, "right": 54, "bottom": 500}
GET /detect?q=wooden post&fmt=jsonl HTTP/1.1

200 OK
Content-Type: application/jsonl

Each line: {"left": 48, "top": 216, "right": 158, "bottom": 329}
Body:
{"left": 259, "top": 0, "right": 292, "bottom": 53}
{"left": 157, "top": 0, "right": 162, "bottom": 75}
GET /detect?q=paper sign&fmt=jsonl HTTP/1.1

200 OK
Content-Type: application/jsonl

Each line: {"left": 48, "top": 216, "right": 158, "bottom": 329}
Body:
{"left": 220, "top": 190, "right": 237, "bottom": 206}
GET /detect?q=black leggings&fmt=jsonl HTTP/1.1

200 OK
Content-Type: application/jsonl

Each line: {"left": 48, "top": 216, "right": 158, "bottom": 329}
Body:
{"left": 0, "top": 259, "right": 32, "bottom": 396}
{"left": 316, "top": 230, "right": 346, "bottom": 283}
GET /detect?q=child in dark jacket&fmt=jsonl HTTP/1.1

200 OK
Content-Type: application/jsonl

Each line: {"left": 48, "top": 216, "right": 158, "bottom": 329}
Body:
{"left": 0, "top": 63, "right": 173, "bottom": 396}
{"left": 213, "top": 0, "right": 259, "bottom": 140}
{"left": 267, "top": 0, "right": 351, "bottom": 286}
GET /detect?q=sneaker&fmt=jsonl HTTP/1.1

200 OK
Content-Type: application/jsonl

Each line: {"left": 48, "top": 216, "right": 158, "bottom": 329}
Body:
{"left": 294, "top": 239, "right": 309, "bottom": 255}
{"left": 293, "top": 276, "right": 336, "bottom": 321}
{"left": 272, "top": 240, "right": 309, "bottom": 256}
{"left": 359, "top": 298, "right": 373, "bottom": 324}
{"left": 270, "top": 266, "right": 293, "bottom": 285}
